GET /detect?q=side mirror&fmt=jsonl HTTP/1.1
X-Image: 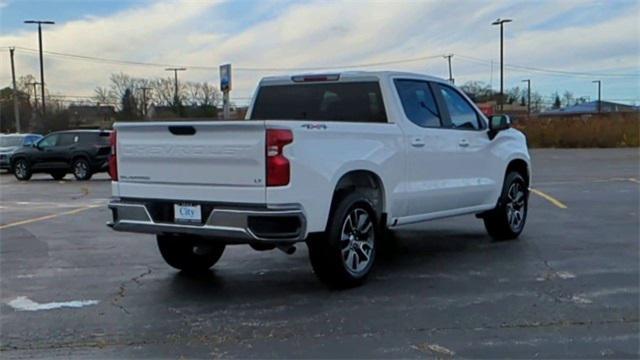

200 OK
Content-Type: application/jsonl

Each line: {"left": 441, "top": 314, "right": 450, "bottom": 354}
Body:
{"left": 488, "top": 114, "right": 511, "bottom": 140}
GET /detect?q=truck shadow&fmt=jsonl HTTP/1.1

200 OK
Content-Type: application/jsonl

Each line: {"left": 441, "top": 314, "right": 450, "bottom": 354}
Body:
{"left": 163, "top": 227, "right": 513, "bottom": 300}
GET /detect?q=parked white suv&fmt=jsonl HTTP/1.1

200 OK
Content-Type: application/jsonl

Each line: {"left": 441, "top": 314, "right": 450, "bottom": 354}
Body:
{"left": 107, "top": 71, "right": 531, "bottom": 288}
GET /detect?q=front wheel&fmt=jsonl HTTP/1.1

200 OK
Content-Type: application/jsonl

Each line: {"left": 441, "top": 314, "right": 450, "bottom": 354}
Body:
{"left": 157, "top": 235, "right": 225, "bottom": 272}
{"left": 483, "top": 172, "right": 528, "bottom": 240}
{"left": 13, "top": 159, "right": 32, "bottom": 181}
{"left": 72, "top": 158, "right": 92, "bottom": 181}
{"left": 307, "top": 192, "right": 378, "bottom": 288}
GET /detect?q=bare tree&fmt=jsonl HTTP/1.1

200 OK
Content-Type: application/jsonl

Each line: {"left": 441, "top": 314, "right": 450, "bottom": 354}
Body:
{"left": 151, "top": 78, "right": 175, "bottom": 106}
{"left": 94, "top": 86, "right": 114, "bottom": 105}
{"left": 184, "top": 81, "right": 221, "bottom": 107}
{"left": 199, "top": 82, "right": 221, "bottom": 107}
{"left": 562, "top": 91, "right": 574, "bottom": 108}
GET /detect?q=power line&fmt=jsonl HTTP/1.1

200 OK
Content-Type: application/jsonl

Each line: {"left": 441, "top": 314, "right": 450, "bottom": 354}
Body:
{"left": 456, "top": 54, "right": 640, "bottom": 78}
{"left": 10, "top": 46, "right": 445, "bottom": 72}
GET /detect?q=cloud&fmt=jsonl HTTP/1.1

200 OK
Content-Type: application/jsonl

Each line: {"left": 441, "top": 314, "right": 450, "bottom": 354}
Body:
{"left": 1, "top": 0, "right": 638, "bottom": 103}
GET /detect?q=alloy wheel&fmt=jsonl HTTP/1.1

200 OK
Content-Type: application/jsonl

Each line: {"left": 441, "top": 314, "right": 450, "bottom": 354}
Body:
{"left": 340, "top": 207, "right": 375, "bottom": 276}
{"left": 506, "top": 181, "right": 526, "bottom": 232}
{"left": 15, "top": 160, "right": 27, "bottom": 179}
{"left": 74, "top": 161, "right": 88, "bottom": 179}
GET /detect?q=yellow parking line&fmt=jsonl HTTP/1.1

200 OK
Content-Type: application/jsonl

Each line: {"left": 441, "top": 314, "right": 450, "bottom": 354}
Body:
{"left": 0, "top": 205, "right": 100, "bottom": 230}
{"left": 530, "top": 188, "right": 568, "bottom": 209}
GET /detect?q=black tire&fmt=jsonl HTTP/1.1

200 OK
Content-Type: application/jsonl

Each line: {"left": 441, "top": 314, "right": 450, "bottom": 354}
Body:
{"left": 307, "top": 192, "right": 379, "bottom": 288}
{"left": 157, "top": 235, "right": 225, "bottom": 272}
{"left": 72, "top": 158, "right": 93, "bottom": 181}
{"left": 483, "top": 172, "right": 528, "bottom": 241}
{"left": 12, "top": 159, "right": 32, "bottom": 181}
{"left": 50, "top": 171, "right": 66, "bottom": 180}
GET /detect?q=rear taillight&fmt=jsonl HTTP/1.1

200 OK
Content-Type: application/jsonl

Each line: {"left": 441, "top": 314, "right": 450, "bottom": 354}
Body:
{"left": 266, "top": 129, "right": 293, "bottom": 187}
{"left": 108, "top": 130, "right": 118, "bottom": 180}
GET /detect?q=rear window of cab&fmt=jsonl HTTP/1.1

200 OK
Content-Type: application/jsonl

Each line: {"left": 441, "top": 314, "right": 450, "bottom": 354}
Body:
{"left": 250, "top": 82, "right": 387, "bottom": 123}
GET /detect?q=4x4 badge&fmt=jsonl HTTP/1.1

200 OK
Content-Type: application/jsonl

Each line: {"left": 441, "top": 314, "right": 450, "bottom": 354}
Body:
{"left": 301, "top": 124, "right": 327, "bottom": 130}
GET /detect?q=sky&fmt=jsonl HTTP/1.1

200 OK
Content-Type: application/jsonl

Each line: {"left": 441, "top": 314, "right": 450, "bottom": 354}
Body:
{"left": 0, "top": 0, "right": 639, "bottom": 106}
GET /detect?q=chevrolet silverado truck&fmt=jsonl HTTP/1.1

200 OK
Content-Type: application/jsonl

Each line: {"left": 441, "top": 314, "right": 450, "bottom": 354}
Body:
{"left": 107, "top": 71, "right": 530, "bottom": 288}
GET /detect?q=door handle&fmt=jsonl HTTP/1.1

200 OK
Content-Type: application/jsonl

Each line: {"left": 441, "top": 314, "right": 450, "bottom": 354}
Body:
{"left": 458, "top": 139, "right": 469, "bottom": 148}
{"left": 410, "top": 137, "right": 426, "bottom": 147}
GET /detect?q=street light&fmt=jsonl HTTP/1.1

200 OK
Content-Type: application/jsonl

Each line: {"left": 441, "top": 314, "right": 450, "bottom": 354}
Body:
{"left": 592, "top": 80, "right": 602, "bottom": 113}
{"left": 492, "top": 18, "right": 512, "bottom": 111}
{"left": 24, "top": 20, "right": 54, "bottom": 116}
{"left": 521, "top": 79, "right": 531, "bottom": 115}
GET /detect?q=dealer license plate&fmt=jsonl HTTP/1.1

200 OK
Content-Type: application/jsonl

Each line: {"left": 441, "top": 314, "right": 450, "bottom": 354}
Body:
{"left": 174, "top": 204, "right": 201, "bottom": 223}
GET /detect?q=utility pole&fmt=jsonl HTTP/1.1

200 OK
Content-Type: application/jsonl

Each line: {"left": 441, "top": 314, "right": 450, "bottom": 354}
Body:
{"left": 592, "top": 80, "right": 602, "bottom": 113}
{"left": 165, "top": 67, "right": 186, "bottom": 108}
{"left": 521, "top": 79, "right": 531, "bottom": 116}
{"left": 443, "top": 54, "right": 454, "bottom": 84}
{"left": 24, "top": 20, "right": 55, "bottom": 117}
{"left": 492, "top": 18, "right": 512, "bottom": 111}
{"left": 140, "top": 87, "right": 152, "bottom": 119}
{"left": 9, "top": 47, "right": 21, "bottom": 132}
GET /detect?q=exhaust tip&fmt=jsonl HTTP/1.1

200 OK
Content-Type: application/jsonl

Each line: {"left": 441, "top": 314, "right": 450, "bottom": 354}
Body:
{"left": 277, "top": 245, "right": 296, "bottom": 255}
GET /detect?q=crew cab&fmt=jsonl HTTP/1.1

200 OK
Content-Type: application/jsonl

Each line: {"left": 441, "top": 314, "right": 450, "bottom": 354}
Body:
{"left": 11, "top": 130, "right": 111, "bottom": 181}
{"left": 107, "top": 71, "right": 531, "bottom": 288}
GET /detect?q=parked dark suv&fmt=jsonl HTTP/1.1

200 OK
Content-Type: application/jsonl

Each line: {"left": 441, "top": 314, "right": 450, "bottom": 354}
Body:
{"left": 11, "top": 130, "right": 112, "bottom": 181}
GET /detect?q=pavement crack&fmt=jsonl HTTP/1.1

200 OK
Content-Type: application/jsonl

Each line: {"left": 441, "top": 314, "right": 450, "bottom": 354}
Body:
{"left": 110, "top": 267, "right": 152, "bottom": 315}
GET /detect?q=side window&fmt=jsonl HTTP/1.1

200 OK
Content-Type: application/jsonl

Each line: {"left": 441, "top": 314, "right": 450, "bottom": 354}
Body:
{"left": 23, "top": 136, "right": 38, "bottom": 145}
{"left": 38, "top": 134, "right": 59, "bottom": 148}
{"left": 78, "top": 133, "right": 101, "bottom": 144}
{"left": 57, "top": 134, "right": 78, "bottom": 146}
{"left": 394, "top": 79, "right": 441, "bottom": 128}
{"left": 437, "top": 85, "right": 481, "bottom": 130}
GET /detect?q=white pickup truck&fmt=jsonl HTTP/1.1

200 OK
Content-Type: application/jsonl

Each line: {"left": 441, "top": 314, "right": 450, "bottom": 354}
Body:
{"left": 107, "top": 71, "right": 530, "bottom": 288}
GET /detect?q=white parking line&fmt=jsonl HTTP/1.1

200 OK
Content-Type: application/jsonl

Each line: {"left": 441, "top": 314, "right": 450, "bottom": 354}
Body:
{"left": 7, "top": 296, "right": 99, "bottom": 311}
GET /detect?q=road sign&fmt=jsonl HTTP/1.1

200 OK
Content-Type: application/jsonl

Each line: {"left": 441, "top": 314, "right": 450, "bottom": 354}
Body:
{"left": 220, "top": 64, "right": 231, "bottom": 92}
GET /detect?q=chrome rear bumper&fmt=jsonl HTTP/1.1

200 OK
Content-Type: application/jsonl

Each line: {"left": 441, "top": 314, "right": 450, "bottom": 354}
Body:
{"left": 107, "top": 200, "right": 306, "bottom": 243}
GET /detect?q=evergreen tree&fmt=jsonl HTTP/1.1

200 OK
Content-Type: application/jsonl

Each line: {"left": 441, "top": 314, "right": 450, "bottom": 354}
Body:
{"left": 120, "top": 88, "right": 138, "bottom": 120}
{"left": 552, "top": 93, "right": 562, "bottom": 109}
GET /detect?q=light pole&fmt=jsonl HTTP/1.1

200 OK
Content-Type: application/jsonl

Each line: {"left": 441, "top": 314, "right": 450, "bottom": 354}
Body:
{"left": 492, "top": 18, "right": 512, "bottom": 111}
{"left": 165, "top": 67, "right": 186, "bottom": 107}
{"left": 592, "top": 80, "right": 601, "bottom": 113}
{"left": 521, "top": 79, "right": 531, "bottom": 115}
{"left": 443, "top": 54, "right": 454, "bottom": 84}
{"left": 24, "top": 20, "right": 54, "bottom": 116}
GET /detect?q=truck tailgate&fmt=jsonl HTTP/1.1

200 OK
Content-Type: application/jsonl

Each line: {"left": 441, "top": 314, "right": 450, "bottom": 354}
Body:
{"left": 114, "top": 121, "right": 266, "bottom": 203}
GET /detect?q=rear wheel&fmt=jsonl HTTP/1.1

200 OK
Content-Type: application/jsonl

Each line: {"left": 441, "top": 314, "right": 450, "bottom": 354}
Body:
{"left": 50, "top": 171, "right": 66, "bottom": 180}
{"left": 12, "top": 159, "right": 32, "bottom": 181}
{"left": 307, "top": 192, "right": 378, "bottom": 288}
{"left": 157, "top": 235, "right": 225, "bottom": 272}
{"left": 483, "top": 172, "right": 528, "bottom": 240}
{"left": 72, "top": 158, "right": 92, "bottom": 181}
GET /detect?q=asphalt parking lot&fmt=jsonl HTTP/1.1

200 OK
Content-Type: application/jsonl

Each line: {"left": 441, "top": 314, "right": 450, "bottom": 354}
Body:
{"left": 0, "top": 148, "right": 638, "bottom": 359}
